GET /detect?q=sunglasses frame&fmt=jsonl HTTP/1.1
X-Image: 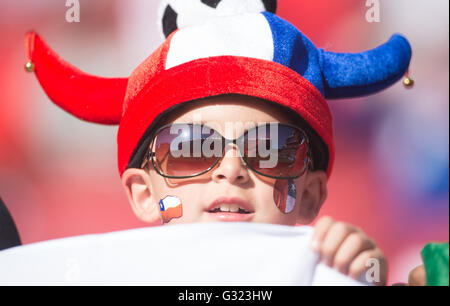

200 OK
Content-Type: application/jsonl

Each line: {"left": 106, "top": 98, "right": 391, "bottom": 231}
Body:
{"left": 141, "top": 123, "right": 313, "bottom": 180}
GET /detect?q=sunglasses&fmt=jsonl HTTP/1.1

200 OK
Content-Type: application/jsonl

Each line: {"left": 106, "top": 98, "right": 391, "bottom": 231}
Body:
{"left": 141, "top": 123, "right": 312, "bottom": 179}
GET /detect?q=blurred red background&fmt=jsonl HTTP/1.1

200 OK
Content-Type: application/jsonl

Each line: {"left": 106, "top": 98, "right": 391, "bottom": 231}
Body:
{"left": 0, "top": 0, "right": 448, "bottom": 284}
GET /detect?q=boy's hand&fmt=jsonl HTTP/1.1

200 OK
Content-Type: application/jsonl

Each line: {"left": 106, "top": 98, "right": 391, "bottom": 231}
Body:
{"left": 311, "top": 216, "right": 387, "bottom": 286}
{"left": 408, "top": 265, "right": 426, "bottom": 286}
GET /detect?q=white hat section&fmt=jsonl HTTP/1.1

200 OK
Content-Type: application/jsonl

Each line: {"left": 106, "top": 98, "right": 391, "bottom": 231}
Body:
{"left": 0, "top": 223, "right": 365, "bottom": 285}
{"left": 165, "top": 13, "right": 274, "bottom": 69}
{"left": 158, "top": 0, "right": 270, "bottom": 39}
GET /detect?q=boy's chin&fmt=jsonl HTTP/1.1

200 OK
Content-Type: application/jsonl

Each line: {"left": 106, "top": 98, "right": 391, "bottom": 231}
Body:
{"left": 166, "top": 212, "right": 298, "bottom": 226}
{"left": 165, "top": 212, "right": 256, "bottom": 225}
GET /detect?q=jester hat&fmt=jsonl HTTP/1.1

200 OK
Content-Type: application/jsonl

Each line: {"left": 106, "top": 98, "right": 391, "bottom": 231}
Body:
{"left": 24, "top": 3, "right": 412, "bottom": 178}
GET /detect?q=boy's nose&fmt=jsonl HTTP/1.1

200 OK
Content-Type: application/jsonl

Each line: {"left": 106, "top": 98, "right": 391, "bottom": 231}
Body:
{"left": 211, "top": 145, "right": 250, "bottom": 185}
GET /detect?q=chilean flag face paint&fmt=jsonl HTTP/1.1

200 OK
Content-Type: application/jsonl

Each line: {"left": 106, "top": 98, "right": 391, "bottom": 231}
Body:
{"left": 273, "top": 179, "right": 297, "bottom": 214}
{"left": 159, "top": 196, "right": 183, "bottom": 223}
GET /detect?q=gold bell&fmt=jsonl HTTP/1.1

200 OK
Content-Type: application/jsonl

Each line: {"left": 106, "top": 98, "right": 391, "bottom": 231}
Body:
{"left": 403, "top": 76, "right": 414, "bottom": 88}
{"left": 24, "top": 61, "right": 35, "bottom": 73}
{"left": 403, "top": 70, "right": 414, "bottom": 89}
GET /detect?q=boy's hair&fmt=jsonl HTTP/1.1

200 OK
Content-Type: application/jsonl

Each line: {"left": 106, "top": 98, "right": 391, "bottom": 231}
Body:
{"left": 126, "top": 95, "right": 329, "bottom": 173}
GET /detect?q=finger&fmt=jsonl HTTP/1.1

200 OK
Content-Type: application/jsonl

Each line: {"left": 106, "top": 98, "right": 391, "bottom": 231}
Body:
{"left": 408, "top": 265, "right": 426, "bottom": 286}
{"left": 320, "top": 222, "right": 358, "bottom": 265}
{"left": 311, "top": 216, "right": 335, "bottom": 251}
{"left": 333, "top": 232, "right": 376, "bottom": 274}
{"left": 348, "top": 249, "right": 387, "bottom": 286}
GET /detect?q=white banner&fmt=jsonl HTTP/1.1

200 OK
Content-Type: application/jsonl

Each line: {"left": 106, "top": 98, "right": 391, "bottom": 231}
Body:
{"left": 0, "top": 223, "right": 364, "bottom": 286}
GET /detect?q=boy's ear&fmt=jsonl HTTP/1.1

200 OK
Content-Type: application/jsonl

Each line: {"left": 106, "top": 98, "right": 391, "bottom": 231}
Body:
{"left": 121, "top": 168, "right": 162, "bottom": 225}
{"left": 297, "top": 170, "right": 328, "bottom": 224}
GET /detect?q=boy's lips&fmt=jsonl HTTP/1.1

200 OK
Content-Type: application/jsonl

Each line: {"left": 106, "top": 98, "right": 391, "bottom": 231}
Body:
{"left": 205, "top": 197, "right": 255, "bottom": 222}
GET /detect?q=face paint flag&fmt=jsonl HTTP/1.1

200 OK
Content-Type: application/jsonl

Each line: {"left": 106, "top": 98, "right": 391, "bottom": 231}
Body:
{"left": 286, "top": 179, "right": 296, "bottom": 214}
{"left": 159, "top": 196, "right": 183, "bottom": 223}
{"left": 274, "top": 179, "right": 297, "bottom": 214}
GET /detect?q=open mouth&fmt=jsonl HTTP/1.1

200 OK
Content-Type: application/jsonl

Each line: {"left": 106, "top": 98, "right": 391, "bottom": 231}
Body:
{"left": 207, "top": 204, "right": 252, "bottom": 214}
{"left": 205, "top": 198, "right": 255, "bottom": 222}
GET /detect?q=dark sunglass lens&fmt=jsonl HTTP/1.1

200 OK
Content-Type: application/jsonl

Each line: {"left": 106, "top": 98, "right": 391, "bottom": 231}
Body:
{"left": 153, "top": 125, "right": 222, "bottom": 177}
{"left": 244, "top": 124, "right": 308, "bottom": 178}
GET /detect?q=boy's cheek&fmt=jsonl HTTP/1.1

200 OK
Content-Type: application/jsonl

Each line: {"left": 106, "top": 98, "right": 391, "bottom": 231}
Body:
{"left": 251, "top": 180, "right": 302, "bottom": 225}
{"left": 149, "top": 176, "right": 203, "bottom": 224}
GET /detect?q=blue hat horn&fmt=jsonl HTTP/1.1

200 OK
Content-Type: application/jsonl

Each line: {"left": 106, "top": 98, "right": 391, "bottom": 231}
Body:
{"left": 261, "top": 12, "right": 412, "bottom": 100}
{"left": 320, "top": 34, "right": 412, "bottom": 99}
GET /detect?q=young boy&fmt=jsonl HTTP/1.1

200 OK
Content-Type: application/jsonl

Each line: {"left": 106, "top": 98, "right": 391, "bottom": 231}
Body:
{"left": 24, "top": 6, "right": 411, "bottom": 285}
{"left": 122, "top": 94, "right": 386, "bottom": 283}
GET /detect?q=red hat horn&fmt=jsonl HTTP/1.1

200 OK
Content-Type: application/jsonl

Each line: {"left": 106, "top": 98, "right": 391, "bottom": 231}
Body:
{"left": 24, "top": 31, "right": 128, "bottom": 125}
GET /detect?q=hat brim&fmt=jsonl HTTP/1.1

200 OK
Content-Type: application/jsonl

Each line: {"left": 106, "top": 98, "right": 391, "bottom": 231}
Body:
{"left": 118, "top": 56, "right": 335, "bottom": 177}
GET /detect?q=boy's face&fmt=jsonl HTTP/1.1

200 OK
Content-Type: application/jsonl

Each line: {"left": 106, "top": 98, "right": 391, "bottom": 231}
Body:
{"left": 122, "top": 95, "right": 328, "bottom": 226}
